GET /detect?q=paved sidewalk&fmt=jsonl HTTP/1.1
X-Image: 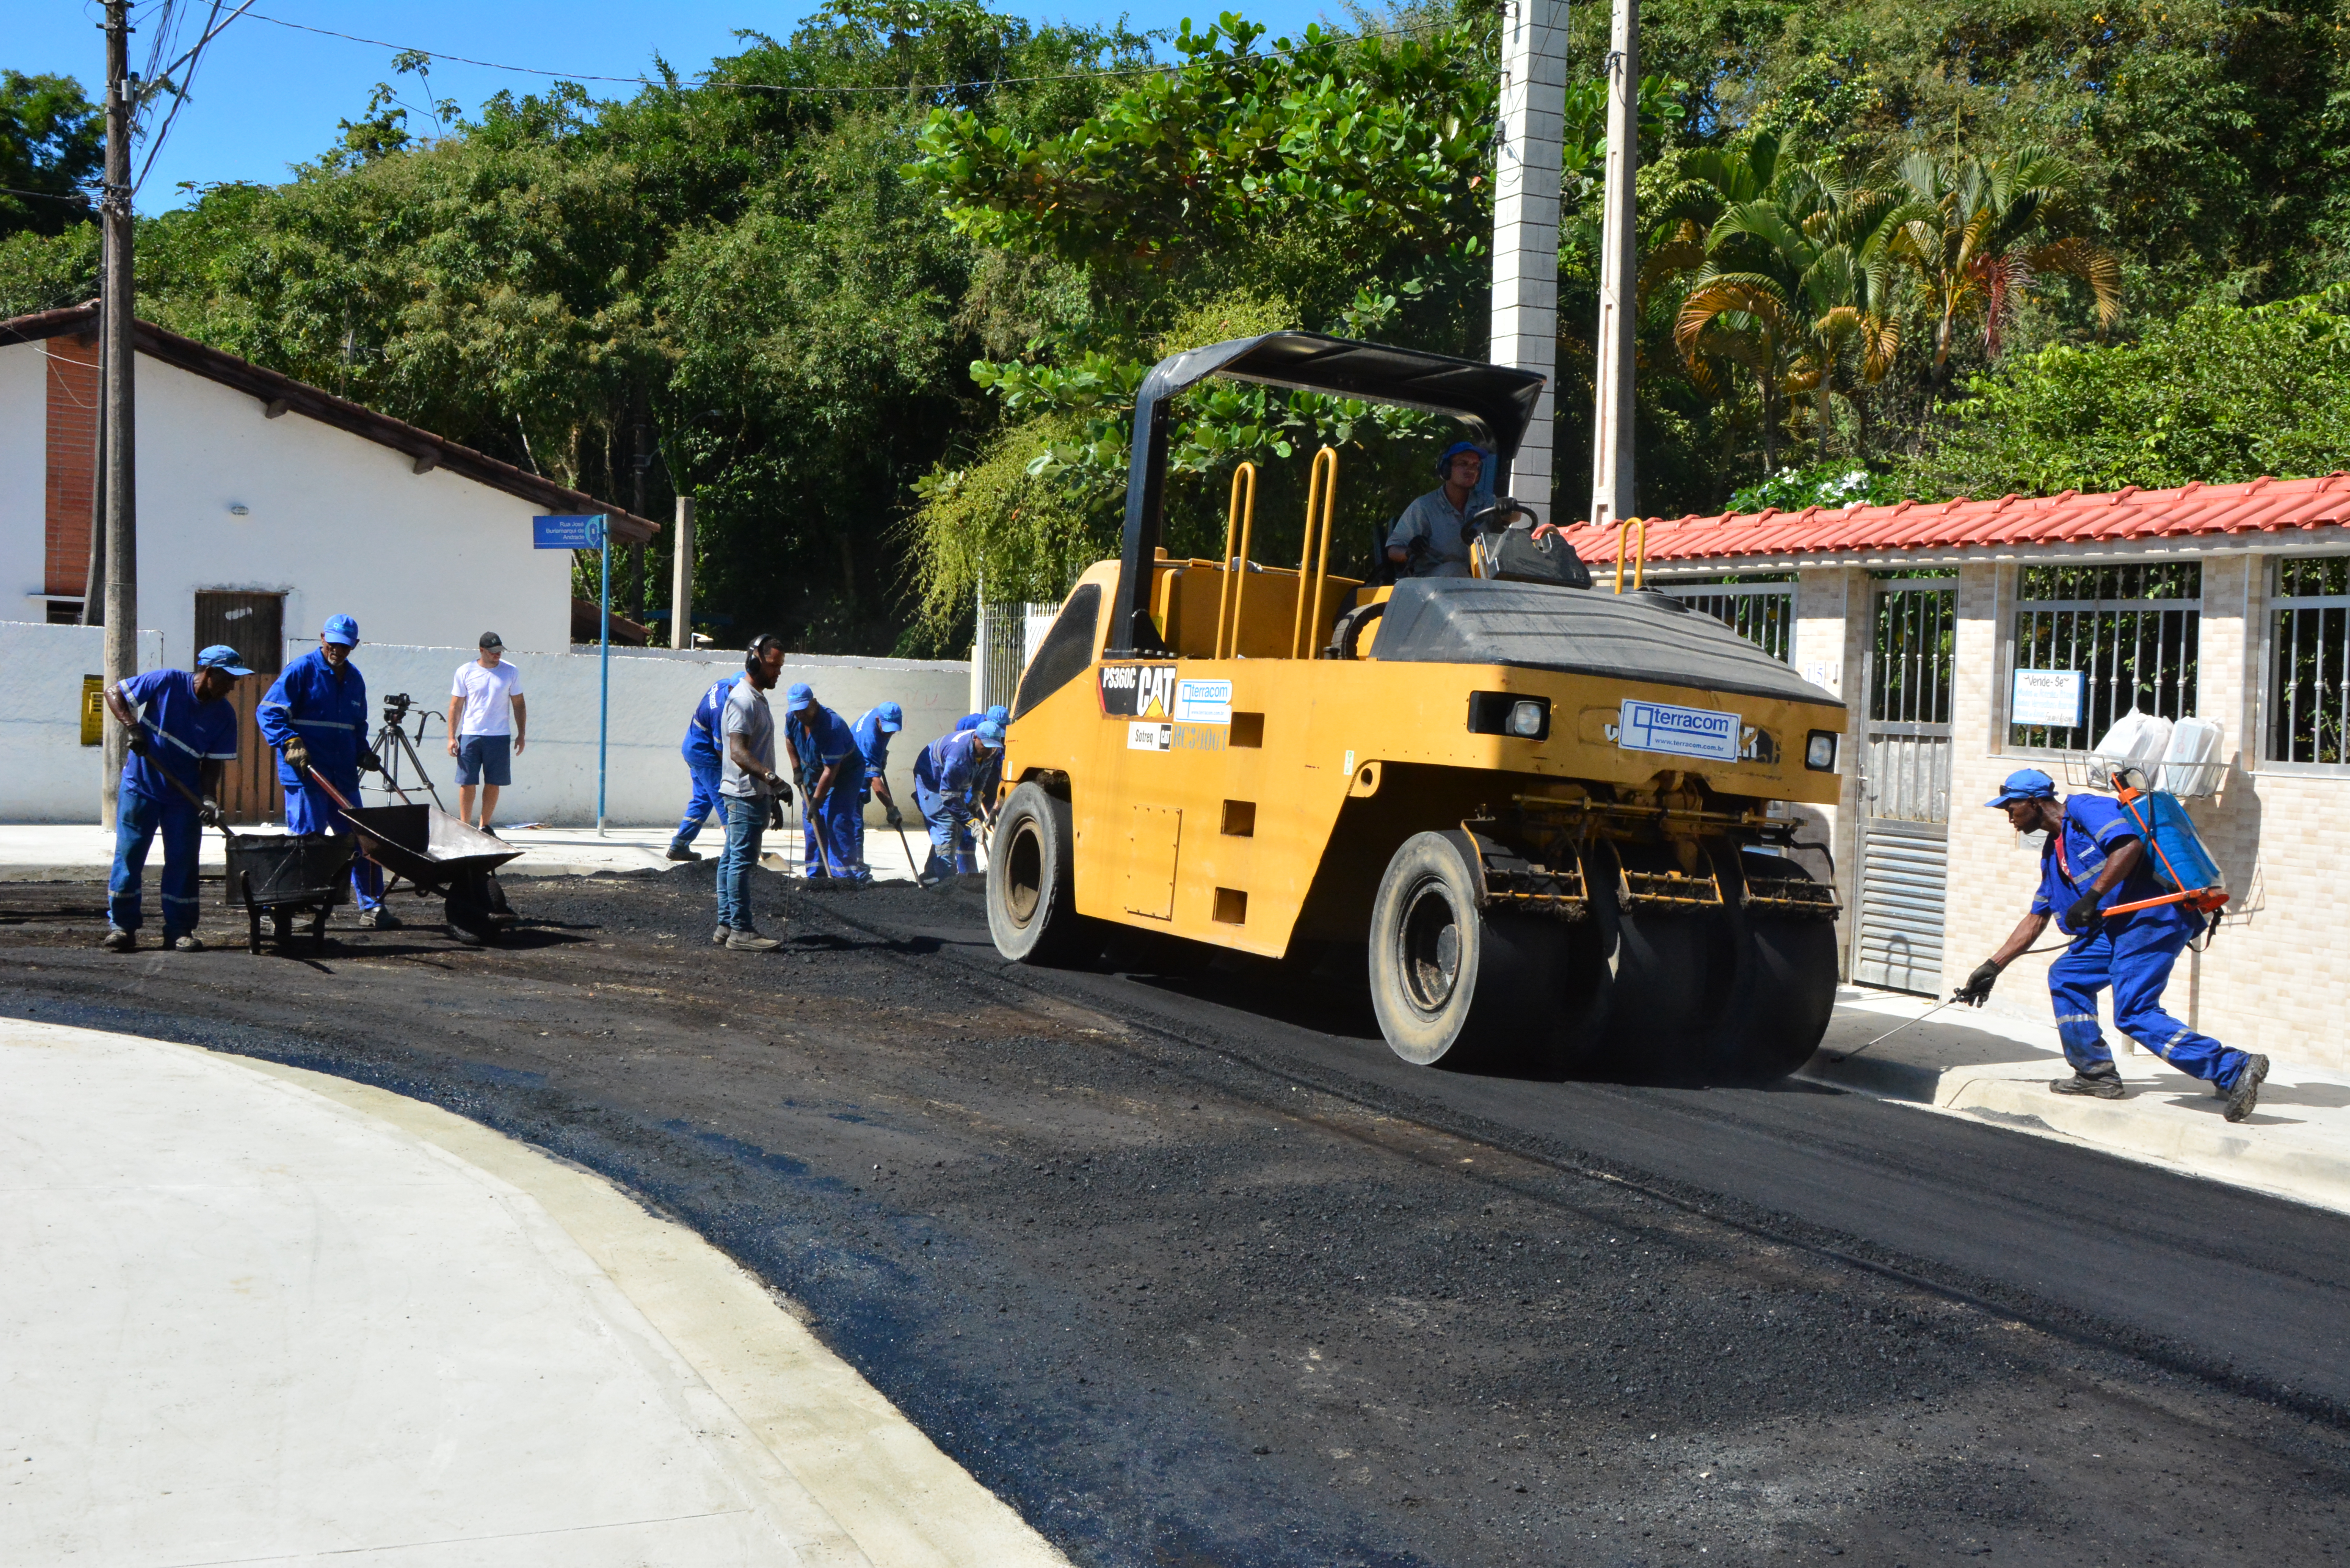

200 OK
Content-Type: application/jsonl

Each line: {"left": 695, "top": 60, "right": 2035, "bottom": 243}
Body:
{"left": 1804, "top": 986, "right": 2350, "bottom": 1217}
{"left": 0, "top": 1018, "right": 1064, "bottom": 1568}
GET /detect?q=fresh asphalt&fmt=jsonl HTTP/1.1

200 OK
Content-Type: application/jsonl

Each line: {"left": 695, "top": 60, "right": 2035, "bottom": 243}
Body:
{"left": 3, "top": 867, "right": 2345, "bottom": 1566}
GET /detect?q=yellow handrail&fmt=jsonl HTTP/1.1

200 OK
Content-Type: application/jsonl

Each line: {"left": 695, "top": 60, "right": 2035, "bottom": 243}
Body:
{"left": 1291, "top": 446, "right": 1340, "bottom": 660}
{"left": 1215, "top": 461, "right": 1257, "bottom": 660}
{"left": 1612, "top": 516, "right": 1648, "bottom": 594}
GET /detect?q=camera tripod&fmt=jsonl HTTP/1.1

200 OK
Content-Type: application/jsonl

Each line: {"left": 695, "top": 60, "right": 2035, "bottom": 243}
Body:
{"left": 366, "top": 693, "right": 448, "bottom": 811}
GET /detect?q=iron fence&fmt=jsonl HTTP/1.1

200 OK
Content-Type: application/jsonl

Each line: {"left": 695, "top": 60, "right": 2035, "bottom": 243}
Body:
{"left": 1666, "top": 578, "right": 1795, "bottom": 662}
{"left": 2009, "top": 562, "right": 2200, "bottom": 752}
{"left": 2270, "top": 555, "right": 2350, "bottom": 766}
{"left": 1866, "top": 582, "right": 1956, "bottom": 822}
{"left": 975, "top": 595, "right": 1063, "bottom": 713}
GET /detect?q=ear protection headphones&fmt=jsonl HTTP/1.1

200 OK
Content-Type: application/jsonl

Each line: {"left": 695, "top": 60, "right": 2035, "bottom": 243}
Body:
{"left": 1435, "top": 441, "right": 1487, "bottom": 480}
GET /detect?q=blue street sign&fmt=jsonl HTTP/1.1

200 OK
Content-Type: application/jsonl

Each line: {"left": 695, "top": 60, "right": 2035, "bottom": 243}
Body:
{"left": 533, "top": 514, "right": 605, "bottom": 549}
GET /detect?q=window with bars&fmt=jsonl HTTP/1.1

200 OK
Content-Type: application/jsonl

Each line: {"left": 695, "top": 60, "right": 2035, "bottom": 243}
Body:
{"left": 1666, "top": 580, "right": 1795, "bottom": 662}
{"left": 2269, "top": 555, "right": 2350, "bottom": 766}
{"left": 2009, "top": 562, "right": 2200, "bottom": 751}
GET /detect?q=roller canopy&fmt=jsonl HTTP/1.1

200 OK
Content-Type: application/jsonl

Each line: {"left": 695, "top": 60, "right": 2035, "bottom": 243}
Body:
{"left": 1108, "top": 333, "right": 1548, "bottom": 655}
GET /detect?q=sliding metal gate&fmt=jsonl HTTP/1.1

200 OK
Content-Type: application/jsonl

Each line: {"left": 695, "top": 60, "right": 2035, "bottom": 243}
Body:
{"left": 1853, "top": 582, "right": 1955, "bottom": 994}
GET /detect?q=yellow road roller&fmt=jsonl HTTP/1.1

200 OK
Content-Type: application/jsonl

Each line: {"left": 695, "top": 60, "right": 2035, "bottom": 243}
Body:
{"left": 984, "top": 332, "right": 1847, "bottom": 1081}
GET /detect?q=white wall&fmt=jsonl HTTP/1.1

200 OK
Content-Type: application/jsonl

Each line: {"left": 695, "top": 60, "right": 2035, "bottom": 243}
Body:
{"left": 0, "top": 620, "right": 165, "bottom": 821}
{"left": 320, "top": 643, "right": 970, "bottom": 828}
{"left": 0, "top": 344, "right": 48, "bottom": 613}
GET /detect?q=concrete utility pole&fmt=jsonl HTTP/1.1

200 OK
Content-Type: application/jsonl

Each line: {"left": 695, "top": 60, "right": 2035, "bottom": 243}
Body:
{"left": 99, "top": 0, "right": 138, "bottom": 827}
{"left": 1487, "top": 0, "right": 1568, "bottom": 523}
{"left": 669, "top": 496, "right": 695, "bottom": 650}
{"left": 1588, "top": 0, "right": 1640, "bottom": 529}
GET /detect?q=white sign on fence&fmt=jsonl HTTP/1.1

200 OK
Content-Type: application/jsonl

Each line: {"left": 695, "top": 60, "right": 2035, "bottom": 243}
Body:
{"left": 2012, "top": 668, "right": 2087, "bottom": 728}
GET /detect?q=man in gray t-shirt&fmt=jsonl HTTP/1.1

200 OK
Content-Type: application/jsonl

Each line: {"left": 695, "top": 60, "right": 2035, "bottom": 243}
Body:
{"left": 715, "top": 637, "right": 791, "bottom": 949}
{"left": 1384, "top": 442, "right": 1494, "bottom": 578}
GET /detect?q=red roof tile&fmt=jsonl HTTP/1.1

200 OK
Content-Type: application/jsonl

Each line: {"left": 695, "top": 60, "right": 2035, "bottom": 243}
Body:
{"left": 1554, "top": 472, "right": 2350, "bottom": 567}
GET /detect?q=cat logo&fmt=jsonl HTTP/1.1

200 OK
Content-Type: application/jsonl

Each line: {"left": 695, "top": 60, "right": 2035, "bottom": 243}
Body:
{"left": 1097, "top": 662, "right": 1178, "bottom": 719}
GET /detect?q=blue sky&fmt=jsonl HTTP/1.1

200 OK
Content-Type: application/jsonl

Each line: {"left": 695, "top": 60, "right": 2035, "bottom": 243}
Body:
{"left": 17, "top": 1, "right": 1342, "bottom": 213}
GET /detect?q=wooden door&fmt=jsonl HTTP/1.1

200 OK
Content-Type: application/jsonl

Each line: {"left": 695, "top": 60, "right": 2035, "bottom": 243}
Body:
{"left": 193, "top": 591, "right": 285, "bottom": 824}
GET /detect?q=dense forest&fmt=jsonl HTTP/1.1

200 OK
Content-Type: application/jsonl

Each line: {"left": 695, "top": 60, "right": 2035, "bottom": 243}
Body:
{"left": 7, "top": 0, "right": 2350, "bottom": 654}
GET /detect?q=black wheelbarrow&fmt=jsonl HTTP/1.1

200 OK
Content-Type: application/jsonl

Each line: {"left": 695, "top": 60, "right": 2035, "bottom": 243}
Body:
{"left": 339, "top": 802, "right": 523, "bottom": 944}
{"left": 224, "top": 831, "right": 355, "bottom": 954}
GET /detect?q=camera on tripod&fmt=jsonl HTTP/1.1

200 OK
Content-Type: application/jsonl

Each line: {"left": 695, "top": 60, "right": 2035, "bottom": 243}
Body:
{"left": 383, "top": 691, "right": 414, "bottom": 727}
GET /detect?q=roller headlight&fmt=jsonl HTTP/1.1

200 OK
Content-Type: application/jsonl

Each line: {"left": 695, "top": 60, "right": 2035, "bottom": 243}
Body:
{"left": 1507, "top": 700, "right": 1546, "bottom": 737}
{"left": 1805, "top": 730, "right": 1839, "bottom": 771}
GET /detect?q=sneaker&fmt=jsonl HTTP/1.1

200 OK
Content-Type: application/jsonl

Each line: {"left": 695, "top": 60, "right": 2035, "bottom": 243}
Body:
{"left": 363, "top": 907, "right": 402, "bottom": 931}
{"left": 667, "top": 845, "right": 703, "bottom": 862}
{"left": 101, "top": 927, "right": 135, "bottom": 953}
{"left": 725, "top": 929, "right": 782, "bottom": 952}
{"left": 169, "top": 934, "right": 205, "bottom": 953}
{"left": 712, "top": 925, "right": 731, "bottom": 946}
{"left": 2224, "top": 1054, "right": 2270, "bottom": 1124}
{"left": 2051, "top": 1072, "right": 2126, "bottom": 1100}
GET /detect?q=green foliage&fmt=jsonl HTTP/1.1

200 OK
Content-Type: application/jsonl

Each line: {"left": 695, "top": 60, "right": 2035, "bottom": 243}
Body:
{"left": 0, "top": 72, "right": 100, "bottom": 239}
{"left": 1728, "top": 461, "right": 1903, "bottom": 514}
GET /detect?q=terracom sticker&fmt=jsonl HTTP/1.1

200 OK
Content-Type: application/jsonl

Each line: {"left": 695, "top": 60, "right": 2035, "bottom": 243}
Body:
{"left": 1617, "top": 698, "right": 1742, "bottom": 763}
{"left": 1173, "top": 678, "right": 1232, "bottom": 725}
{"left": 1098, "top": 662, "right": 1178, "bottom": 719}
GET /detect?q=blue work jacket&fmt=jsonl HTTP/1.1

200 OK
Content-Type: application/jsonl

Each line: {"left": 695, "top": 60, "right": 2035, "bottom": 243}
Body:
{"left": 2031, "top": 794, "right": 2193, "bottom": 940}
{"left": 118, "top": 668, "right": 238, "bottom": 809}
{"left": 851, "top": 706, "right": 897, "bottom": 785}
{"left": 913, "top": 730, "right": 992, "bottom": 806}
{"left": 683, "top": 673, "right": 742, "bottom": 765}
{"left": 257, "top": 649, "right": 367, "bottom": 788}
{"left": 785, "top": 704, "right": 858, "bottom": 787}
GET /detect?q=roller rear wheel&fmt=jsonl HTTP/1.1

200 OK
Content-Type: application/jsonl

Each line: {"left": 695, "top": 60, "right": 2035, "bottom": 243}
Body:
{"left": 987, "top": 781, "right": 1098, "bottom": 966}
{"left": 1705, "top": 850, "right": 1839, "bottom": 1083}
{"left": 1369, "top": 831, "right": 1565, "bottom": 1071}
{"left": 1575, "top": 841, "right": 1735, "bottom": 1082}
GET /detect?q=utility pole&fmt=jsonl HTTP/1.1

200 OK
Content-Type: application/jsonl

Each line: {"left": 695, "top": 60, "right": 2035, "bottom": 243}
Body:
{"left": 1588, "top": 0, "right": 1640, "bottom": 529}
{"left": 669, "top": 496, "right": 695, "bottom": 650}
{"left": 1488, "top": 0, "right": 1567, "bottom": 523}
{"left": 99, "top": 0, "right": 138, "bottom": 827}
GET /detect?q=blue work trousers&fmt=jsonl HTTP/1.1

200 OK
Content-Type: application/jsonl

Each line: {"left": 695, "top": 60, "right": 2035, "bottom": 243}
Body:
{"left": 915, "top": 784, "right": 977, "bottom": 877}
{"left": 109, "top": 787, "right": 203, "bottom": 939}
{"left": 2048, "top": 915, "right": 2249, "bottom": 1087}
{"left": 716, "top": 796, "right": 766, "bottom": 931}
{"left": 674, "top": 754, "right": 723, "bottom": 850}
{"left": 283, "top": 774, "right": 385, "bottom": 911}
{"left": 804, "top": 787, "right": 865, "bottom": 881}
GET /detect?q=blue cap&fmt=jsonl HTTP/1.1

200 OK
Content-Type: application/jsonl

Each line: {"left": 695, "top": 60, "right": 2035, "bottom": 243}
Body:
{"left": 1985, "top": 767, "right": 2057, "bottom": 808}
{"left": 784, "top": 682, "right": 814, "bottom": 713}
{"left": 875, "top": 701, "right": 903, "bottom": 733}
{"left": 1436, "top": 440, "right": 1486, "bottom": 478}
{"left": 985, "top": 704, "right": 1009, "bottom": 722}
{"left": 321, "top": 614, "right": 359, "bottom": 647}
{"left": 976, "top": 719, "right": 1006, "bottom": 746}
{"left": 956, "top": 711, "right": 981, "bottom": 731}
{"left": 194, "top": 644, "right": 252, "bottom": 676}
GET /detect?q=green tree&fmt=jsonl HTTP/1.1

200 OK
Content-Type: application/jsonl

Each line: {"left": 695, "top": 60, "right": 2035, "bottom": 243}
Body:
{"left": 0, "top": 71, "right": 100, "bottom": 239}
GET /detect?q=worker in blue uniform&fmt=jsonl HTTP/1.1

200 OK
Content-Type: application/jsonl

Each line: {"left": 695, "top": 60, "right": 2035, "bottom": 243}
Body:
{"left": 99, "top": 644, "right": 251, "bottom": 952}
{"left": 257, "top": 614, "right": 392, "bottom": 927}
{"left": 850, "top": 701, "right": 906, "bottom": 885}
{"left": 666, "top": 670, "right": 742, "bottom": 862}
{"left": 781, "top": 683, "right": 861, "bottom": 882}
{"left": 912, "top": 718, "right": 1003, "bottom": 878}
{"left": 954, "top": 704, "right": 1011, "bottom": 811}
{"left": 1957, "top": 768, "right": 2268, "bottom": 1121}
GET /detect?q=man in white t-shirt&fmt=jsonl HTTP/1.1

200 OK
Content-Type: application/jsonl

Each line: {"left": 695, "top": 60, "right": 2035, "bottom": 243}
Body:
{"left": 446, "top": 631, "right": 526, "bottom": 832}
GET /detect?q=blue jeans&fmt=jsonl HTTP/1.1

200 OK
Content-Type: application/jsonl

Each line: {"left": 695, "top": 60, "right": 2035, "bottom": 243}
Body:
{"left": 803, "top": 787, "right": 864, "bottom": 879}
{"left": 915, "top": 784, "right": 976, "bottom": 875}
{"left": 283, "top": 774, "right": 384, "bottom": 911}
{"left": 715, "top": 796, "right": 766, "bottom": 931}
{"left": 2048, "top": 913, "right": 2249, "bottom": 1087}
{"left": 674, "top": 753, "right": 722, "bottom": 849}
{"left": 109, "top": 787, "right": 202, "bottom": 938}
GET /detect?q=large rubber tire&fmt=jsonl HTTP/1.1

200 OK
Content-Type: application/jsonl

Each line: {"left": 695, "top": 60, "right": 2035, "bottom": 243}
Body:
{"left": 1579, "top": 841, "right": 1735, "bottom": 1082}
{"left": 1706, "top": 850, "right": 1840, "bottom": 1084}
{"left": 987, "top": 781, "right": 1098, "bottom": 966}
{"left": 1368, "top": 831, "right": 1563, "bottom": 1071}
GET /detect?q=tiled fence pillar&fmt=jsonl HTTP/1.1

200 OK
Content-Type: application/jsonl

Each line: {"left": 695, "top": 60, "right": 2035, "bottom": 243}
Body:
{"left": 1794, "top": 567, "right": 1870, "bottom": 972}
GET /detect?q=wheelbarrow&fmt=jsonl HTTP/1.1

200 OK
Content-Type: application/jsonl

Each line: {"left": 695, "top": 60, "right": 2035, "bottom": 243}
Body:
{"left": 223, "top": 831, "right": 354, "bottom": 954}
{"left": 304, "top": 768, "right": 522, "bottom": 944}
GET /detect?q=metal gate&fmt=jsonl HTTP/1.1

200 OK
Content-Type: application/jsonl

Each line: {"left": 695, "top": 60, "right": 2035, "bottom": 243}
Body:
{"left": 975, "top": 596, "right": 1061, "bottom": 712}
{"left": 1853, "top": 581, "right": 1955, "bottom": 994}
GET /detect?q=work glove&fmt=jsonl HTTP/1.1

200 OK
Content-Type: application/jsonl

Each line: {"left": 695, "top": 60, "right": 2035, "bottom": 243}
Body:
{"left": 767, "top": 797, "right": 787, "bottom": 832}
{"left": 885, "top": 804, "right": 905, "bottom": 831}
{"left": 356, "top": 746, "right": 384, "bottom": 775}
{"left": 2064, "top": 892, "right": 2104, "bottom": 933}
{"left": 283, "top": 736, "right": 310, "bottom": 773}
{"left": 1953, "top": 960, "right": 2002, "bottom": 1007}
{"left": 124, "top": 725, "right": 152, "bottom": 758}
{"left": 197, "top": 797, "right": 224, "bottom": 828}
{"left": 766, "top": 774, "right": 793, "bottom": 808}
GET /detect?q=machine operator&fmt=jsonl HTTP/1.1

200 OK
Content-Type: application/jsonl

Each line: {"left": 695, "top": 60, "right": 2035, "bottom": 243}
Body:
{"left": 1956, "top": 768, "right": 2267, "bottom": 1121}
{"left": 1384, "top": 442, "right": 1495, "bottom": 578}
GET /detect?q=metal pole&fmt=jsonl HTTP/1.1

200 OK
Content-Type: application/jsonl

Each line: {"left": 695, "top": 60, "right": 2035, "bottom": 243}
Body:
{"left": 669, "top": 495, "right": 694, "bottom": 650}
{"left": 99, "top": 0, "right": 137, "bottom": 829}
{"left": 1488, "top": 0, "right": 1566, "bottom": 522}
{"left": 597, "top": 517, "right": 611, "bottom": 837}
{"left": 1588, "top": 0, "right": 1640, "bottom": 530}
{"left": 79, "top": 302, "right": 106, "bottom": 626}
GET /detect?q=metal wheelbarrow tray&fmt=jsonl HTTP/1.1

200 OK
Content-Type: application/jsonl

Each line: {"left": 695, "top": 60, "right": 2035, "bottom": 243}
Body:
{"left": 340, "top": 804, "right": 524, "bottom": 944}
{"left": 223, "top": 831, "right": 355, "bottom": 954}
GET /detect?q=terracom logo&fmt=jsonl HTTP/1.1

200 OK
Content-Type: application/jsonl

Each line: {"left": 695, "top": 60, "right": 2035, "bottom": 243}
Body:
{"left": 1617, "top": 698, "right": 1742, "bottom": 763}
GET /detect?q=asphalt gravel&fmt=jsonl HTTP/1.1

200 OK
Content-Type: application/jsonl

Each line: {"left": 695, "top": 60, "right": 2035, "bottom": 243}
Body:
{"left": 3, "top": 867, "right": 2346, "bottom": 1566}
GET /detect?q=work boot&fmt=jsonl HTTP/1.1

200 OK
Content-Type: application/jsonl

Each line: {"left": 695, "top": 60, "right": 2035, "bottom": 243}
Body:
{"left": 363, "top": 907, "right": 402, "bottom": 931}
{"left": 667, "top": 843, "right": 702, "bottom": 862}
{"left": 2224, "top": 1054, "right": 2271, "bottom": 1124}
{"left": 169, "top": 934, "right": 205, "bottom": 953}
{"left": 725, "top": 928, "right": 781, "bottom": 952}
{"left": 2051, "top": 1070, "right": 2126, "bottom": 1100}
{"left": 712, "top": 924, "right": 731, "bottom": 946}
{"left": 101, "top": 927, "right": 135, "bottom": 953}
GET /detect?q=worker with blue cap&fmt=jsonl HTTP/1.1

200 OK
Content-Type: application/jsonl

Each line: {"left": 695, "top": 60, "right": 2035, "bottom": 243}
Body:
{"left": 257, "top": 614, "right": 391, "bottom": 927}
{"left": 912, "top": 718, "right": 1004, "bottom": 878}
{"left": 781, "top": 682, "right": 862, "bottom": 883}
{"left": 667, "top": 666, "right": 743, "bottom": 862}
{"left": 1383, "top": 441, "right": 1497, "bottom": 578}
{"left": 97, "top": 644, "right": 251, "bottom": 951}
{"left": 1957, "top": 767, "right": 2267, "bottom": 1121}
{"left": 955, "top": 704, "right": 1012, "bottom": 809}
{"left": 850, "top": 701, "right": 906, "bottom": 884}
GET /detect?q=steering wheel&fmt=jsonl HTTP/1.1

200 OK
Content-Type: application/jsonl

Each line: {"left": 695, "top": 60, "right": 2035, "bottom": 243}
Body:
{"left": 1464, "top": 497, "right": 1540, "bottom": 540}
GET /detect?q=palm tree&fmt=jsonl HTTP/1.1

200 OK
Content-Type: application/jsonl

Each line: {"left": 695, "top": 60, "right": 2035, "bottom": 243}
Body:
{"left": 1885, "top": 144, "right": 2123, "bottom": 387}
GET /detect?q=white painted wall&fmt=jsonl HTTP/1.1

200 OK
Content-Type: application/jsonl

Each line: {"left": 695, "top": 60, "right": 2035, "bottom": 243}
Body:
{"left": 0, "top": 620, "right": 165, "bottom": 822}
{"left": 319, "top": 643, "right": 970, "bottom": 828}
{"left": 2, "top": 341, "right": 582, "bottom": 665}
{"left": 0, "top": 344, "right": 48, "bottom": 614}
